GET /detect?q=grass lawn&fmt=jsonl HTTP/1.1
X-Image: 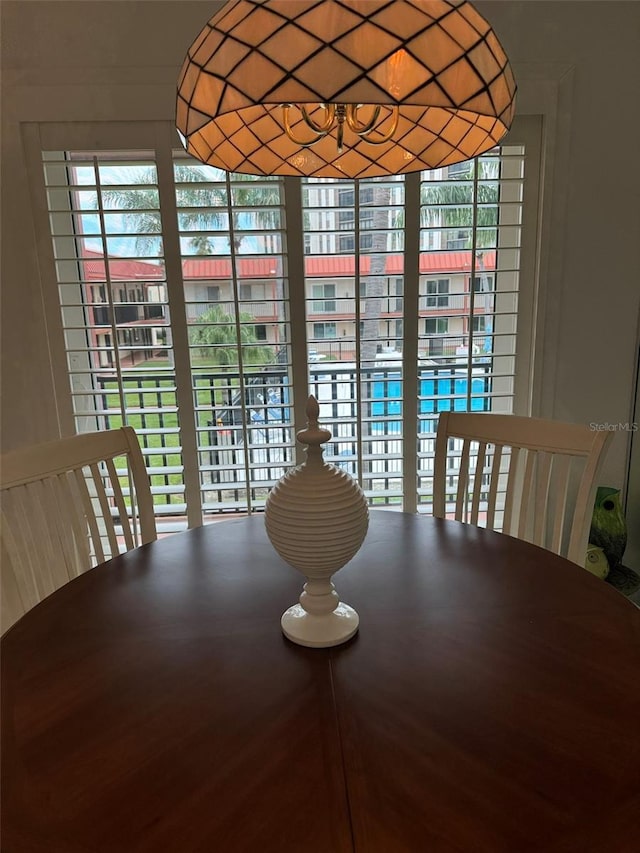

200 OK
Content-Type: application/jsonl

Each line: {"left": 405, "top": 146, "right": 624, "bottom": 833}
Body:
{"left": 104, "top": 359, "right": 267, "bottom": 507}
{"left": 104, "top": 373, "right": 183, "bottom": 505}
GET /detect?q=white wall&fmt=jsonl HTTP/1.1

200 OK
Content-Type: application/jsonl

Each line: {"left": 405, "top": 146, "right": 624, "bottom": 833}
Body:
{"left": 2, "top": 0, "right": 639, "bottom": 560}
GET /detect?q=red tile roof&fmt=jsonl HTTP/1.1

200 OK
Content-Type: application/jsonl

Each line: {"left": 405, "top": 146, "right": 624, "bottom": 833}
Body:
{"left": 83, "top": 250, "right": 164, "bottom": 280}
{"left": 82, "top": 248, "right": 496, "bottom": 281}
{"left": 182, "top": 257, "right": 280, "bottom": 279}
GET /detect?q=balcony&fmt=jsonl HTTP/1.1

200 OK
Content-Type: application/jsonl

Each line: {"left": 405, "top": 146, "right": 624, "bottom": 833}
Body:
{"left": 92, "top": 362, "right": 492, "bottom": 517}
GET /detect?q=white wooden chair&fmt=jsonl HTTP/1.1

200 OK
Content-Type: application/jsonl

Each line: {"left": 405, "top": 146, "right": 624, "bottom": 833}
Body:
{"left": 433, "top": 412, "right": 612, "bottom": 566}
{"left": 1, "top": 426, "right": 156, "bottom": 632}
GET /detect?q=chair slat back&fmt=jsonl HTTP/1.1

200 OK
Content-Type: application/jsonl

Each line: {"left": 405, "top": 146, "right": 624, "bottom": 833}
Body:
{"left": 1, "top": 427, "right": 156, "bottom": 633}
{"left": 433, "top": 413, "right": 612, "bottom": 565}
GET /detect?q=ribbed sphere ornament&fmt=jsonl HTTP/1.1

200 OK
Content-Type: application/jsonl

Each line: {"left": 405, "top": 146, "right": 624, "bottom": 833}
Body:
{"left": 265, "top": 395, "right": 369, "bottom": 648}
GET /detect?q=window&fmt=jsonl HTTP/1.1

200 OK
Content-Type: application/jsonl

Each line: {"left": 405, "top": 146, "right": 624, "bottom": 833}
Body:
{"left": 447, "top": 161, "right": 472, "bottom": 179}
{"left": 359, "top": 187, "right": 374, "bottom": 205}
{"left": 338, "top": 210, "right": 375, "bottom": 231}
{"left": 425, "top": 279, "right": 449, "bottom": 308}
{"left": 337, "top": 188, "right": 376, "bottom": 243}
{"left": 417, "top": 146, "right": 526, "bottom": 508}
{"left": 358, "top": 210, "right": 375, "bottom": 231}
{"left": 338, "top": 210, "right": 353, "bottom": 231}
{"left": 446, "top": 230, "right": 468, "bottom": 250}
{"left": 425, "top": 318, "right": 449, "bottom": 335}
{"left": 313, "top": 322, "right": 337, "bottom": 339}
{"left": 41, "top": 150, "right": 291, "bottom": 528}
{"left": 37, "top": 120, "right": 534, "bottom": 524}
{"left": 393, "top": 278, "right": 403, "bottom": 312}
{"left": 339, "top": 234, "right": 355, "bottom": 253}
{"left": 338, "top": 233, "right": 374, "bottom": 253}
{"left": 473, "top": 275, "right": 494, "bottom": 292}
{"left": 340, "top": 186, "right": 376, "bottom": 207}
{"left": 311, "top": 283, "right": 336, "bottom": 313}
{"left": 472, "top": 316, "right": 487, "bottom": 333}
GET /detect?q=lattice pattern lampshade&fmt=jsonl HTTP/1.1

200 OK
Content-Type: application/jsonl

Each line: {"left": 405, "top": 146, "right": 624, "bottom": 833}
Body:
{"left": 176, "top": 0, "right": 517, "bottom": 178}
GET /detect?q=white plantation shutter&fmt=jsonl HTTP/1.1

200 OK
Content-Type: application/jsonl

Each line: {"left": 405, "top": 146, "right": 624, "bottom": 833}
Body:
{"left": 29, "top": 118, "right": 539, "bottom": 529}
{"left": 172, "top": 158, "right": 295, "bottom": 514}
{"left": 41, "top": 151, "right": 190, "bottom": 531}
{"left": 416, "top": 146, "right": 527, "bottom": 511}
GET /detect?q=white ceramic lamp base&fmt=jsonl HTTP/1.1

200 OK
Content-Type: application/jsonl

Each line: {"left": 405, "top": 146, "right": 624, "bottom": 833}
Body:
{"left": 281, "top": 602, "right": 359, "bottom": 649}
{"left": 281, "top": 577, "right": 359, "bottom": 648}
{"left": 265, "top": 396, "right": 369, "bottom": 649}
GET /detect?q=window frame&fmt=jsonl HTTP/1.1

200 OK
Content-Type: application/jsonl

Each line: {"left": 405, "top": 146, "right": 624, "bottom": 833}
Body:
{"left": 425, "top": 278, "right": 450, "bottom": 308}
{"left": 425, "top": 317, "right": 449, "bottom": 335}
{"left": 312, "top": 321, "right": 337, "bottom": 340}
{"left": 25, "top": 116, "right": 542, "bottom": 523}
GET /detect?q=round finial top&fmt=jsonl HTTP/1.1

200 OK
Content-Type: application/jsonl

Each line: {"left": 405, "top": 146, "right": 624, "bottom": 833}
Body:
{"left": 296, "top": 395, "right": 331, "bottom": 448}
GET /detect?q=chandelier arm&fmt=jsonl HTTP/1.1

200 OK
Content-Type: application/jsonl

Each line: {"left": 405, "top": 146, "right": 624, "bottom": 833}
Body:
{"left": 301, "top": 104, "right": 336, "bottom": 134}
{"left": 282, "top": 105, "right": 332, "bottom": 146}
{"left": 356, "top": 107, "right": 400, "bottom": 145}
{"left": 345, "top": 104, "right": 382, "bottom": 135}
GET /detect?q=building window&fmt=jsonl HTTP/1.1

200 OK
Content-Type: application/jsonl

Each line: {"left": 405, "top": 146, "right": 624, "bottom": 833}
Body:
{"left": 359, "top": 210, "right": 375, "bottom": 230}
{"left": 393, "top": 278, "right": 403, "bottom": 312}
{"left": 254, "top": 324, "right": 267, "bottom": 341}
{"left": 447, "top": 161, "right": 472, "bottom": 179}
{"left": 394, "top": 319, "right": 403, "bottom": 349}
{"left": 239, "top": 283, "right": 252, "bottom": 301}
{"left": 446, "top": 230, "right": 468, "bottom": 250}
{"left": 313, "top": 322, "right": 337, "bottom": 340}
{"left": 473, "top": 274, "right": 494, "bottom": 292}
{"left": 207, "top": 285, "right": 220, "bottom": 302}
{"left": 425, "top": 318, "right": 449, "bottom": 335}
{"left": 311, "top": 284, "right": 336, "bottom": 313}
{"left": 338, "top": 188, "right": 354, "bottom": 207}
{"left": 337, "top": 186, "right": 375, "bottom": 207}
{"left": 472, "top": 316, "right": 487, "bottom": 333}
{"left": 425, "top": 279, "right": 449, "bottom": 308}
{"left": 359, "top": 187, "right": 374, "bottom": 205}
{"left": 340, "top": 233, "right": 374, "bottom": 252}
{"left": 338, "top": 210, "right": 353, "bottom": 231}
{"left": 339, "top": 234, "right": 355, "bottom": 253}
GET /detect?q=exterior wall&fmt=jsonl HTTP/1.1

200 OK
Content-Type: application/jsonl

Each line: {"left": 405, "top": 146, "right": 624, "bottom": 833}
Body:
{"left": 2, "top": 1, "right": 639, "bottom": 563}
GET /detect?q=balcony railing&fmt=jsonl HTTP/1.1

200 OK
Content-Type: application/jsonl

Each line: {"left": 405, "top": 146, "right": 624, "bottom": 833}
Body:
{"left": 94, "top": 362, "right": 492, "bottom": 517}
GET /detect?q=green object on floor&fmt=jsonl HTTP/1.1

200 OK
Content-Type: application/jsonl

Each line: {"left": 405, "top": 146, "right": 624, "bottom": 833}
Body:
{"left": 606, "top": 564, "right": 640, "bottom": 597}
{"left": 589, "top": 486, "right": 627, "bottom": 570}
{"left": 584, "top": 545, "right": 609, "bottom": 580}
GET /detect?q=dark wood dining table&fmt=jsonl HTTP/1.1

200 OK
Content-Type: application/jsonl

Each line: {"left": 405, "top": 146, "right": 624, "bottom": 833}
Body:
{"left": 2, "top": 511, "right": 639, "bottom": 852}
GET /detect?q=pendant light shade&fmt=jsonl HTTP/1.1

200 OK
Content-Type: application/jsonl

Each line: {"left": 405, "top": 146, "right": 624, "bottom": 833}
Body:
{"left": 176, "top": 0, "right": 516, "bottom": 179}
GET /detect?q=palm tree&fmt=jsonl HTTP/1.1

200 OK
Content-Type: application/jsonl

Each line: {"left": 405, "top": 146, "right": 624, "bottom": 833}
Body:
{"left": 93, "top": 164, "right": 213, "bottom": 254}
{"left": 421, "top": 159, "right": 499, "bottom": 248}
{"left": 189, "top": 304, "right": 273, "bottom": 367}
{"left": 219, "top": 174, "right": 281, "bottom": 252}
{"left": 98, "top": 165, "right": 280, "bottom": 255}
